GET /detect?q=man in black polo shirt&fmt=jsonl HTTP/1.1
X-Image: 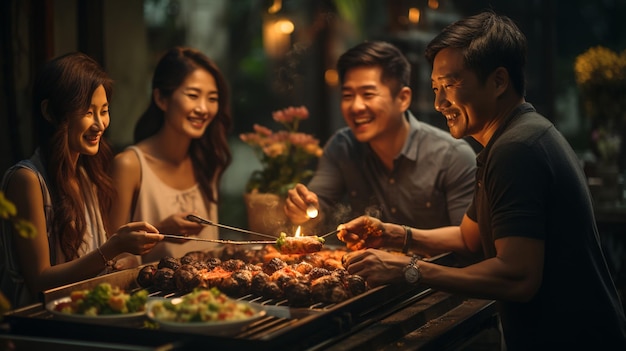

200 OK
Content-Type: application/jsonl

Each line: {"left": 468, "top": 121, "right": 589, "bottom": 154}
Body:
{"left": 338, "top": 11, "right": 626, "bottom": 350}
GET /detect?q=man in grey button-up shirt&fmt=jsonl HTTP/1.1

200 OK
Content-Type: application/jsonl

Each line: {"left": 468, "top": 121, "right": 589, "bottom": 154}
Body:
{"left": 285, "top": 41, "right": 476, "bottom": 241}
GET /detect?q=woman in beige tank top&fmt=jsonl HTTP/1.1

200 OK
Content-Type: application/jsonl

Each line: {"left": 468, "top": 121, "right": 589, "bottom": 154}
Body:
{"left": 109, "top": 47, "right": 232, "bottom": 265}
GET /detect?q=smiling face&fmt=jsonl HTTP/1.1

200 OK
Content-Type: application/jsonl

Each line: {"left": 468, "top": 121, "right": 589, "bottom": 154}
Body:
{"left": 340, "top": 66, "right": 409, "bottom": 143}
{"left": 431, "top": 48, "right": 499, "bottom": 144}
{"left": 67, "top": 84, "right": 109, "bottom": 159}
{"left": 157, "top": 68, "right": 219, "bottom": 139}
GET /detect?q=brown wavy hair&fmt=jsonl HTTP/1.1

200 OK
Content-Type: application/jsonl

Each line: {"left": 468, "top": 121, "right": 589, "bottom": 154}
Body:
{"left": 134, "top": 46, "right": 233, "bottom": 204}
{"left": 33, "top": 52, "right": 114, "bottom": 261}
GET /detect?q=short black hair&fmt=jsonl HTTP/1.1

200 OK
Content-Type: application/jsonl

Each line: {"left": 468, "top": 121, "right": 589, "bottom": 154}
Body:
{"left": 424, "top": 11, "right": 527, "bottom": 96}
{"left": 337, "top": 41, "right": 411, "bottom": 95}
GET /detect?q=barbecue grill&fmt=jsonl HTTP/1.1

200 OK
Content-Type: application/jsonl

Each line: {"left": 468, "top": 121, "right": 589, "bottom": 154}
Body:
{"left": 1, "top": 250, "right": 500, "bottom": 350}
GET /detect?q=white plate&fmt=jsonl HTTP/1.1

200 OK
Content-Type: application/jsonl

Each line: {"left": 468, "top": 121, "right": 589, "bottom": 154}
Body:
{"left": 46, "top": 297, "right": 146, "bottom": 326}
{"left": 145, "top": 297, "right": 267, "bottom": 336}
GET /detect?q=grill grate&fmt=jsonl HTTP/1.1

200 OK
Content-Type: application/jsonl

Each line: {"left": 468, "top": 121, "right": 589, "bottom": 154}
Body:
{"left": 4, "top": 252, "right": 462, "bottom": 350}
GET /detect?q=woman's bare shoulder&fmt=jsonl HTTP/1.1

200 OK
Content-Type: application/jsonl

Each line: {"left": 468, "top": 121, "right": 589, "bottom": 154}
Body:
{"left": 113, "top": 147, "right": 141, "bottom": 170}
{"left": 4, "top": 166, "right": 45, "bottom": 210}
{"left": 5, "top": 166, "right": 40, "bottom": 189}
{"left": 111, "top": 148, "right": 142, "bottom": 189}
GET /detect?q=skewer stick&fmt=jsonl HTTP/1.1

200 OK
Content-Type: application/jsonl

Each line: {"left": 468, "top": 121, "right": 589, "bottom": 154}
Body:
{"left": 159, "top": 234, "right": 275, "bottom": 245}
{"left": 320, "top": 229, "right": 340, "bottom": 239}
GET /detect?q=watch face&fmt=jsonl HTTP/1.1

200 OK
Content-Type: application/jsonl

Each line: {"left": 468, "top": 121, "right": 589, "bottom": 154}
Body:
{"left": 404, "top": 266, "right": 420, "bottom": 284}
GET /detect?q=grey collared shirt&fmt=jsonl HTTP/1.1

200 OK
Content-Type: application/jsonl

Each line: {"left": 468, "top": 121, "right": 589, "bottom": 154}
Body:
{"left": 308, "top": 111, "right": 476, "bottom": 232}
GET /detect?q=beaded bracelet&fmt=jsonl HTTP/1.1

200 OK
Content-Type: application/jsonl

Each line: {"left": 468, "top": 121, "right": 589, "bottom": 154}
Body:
{"left": 402, "top": 225, "right": 412, "bottom": 254}
{"left": 96, "top": 246, "right": 115, "bottom": 268}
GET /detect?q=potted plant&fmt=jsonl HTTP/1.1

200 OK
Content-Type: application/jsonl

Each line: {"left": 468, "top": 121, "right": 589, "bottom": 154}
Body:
{"left": 574, "top": 45, "right": 626, "bottom": 164}
{"left": 574, "top": 46, "right": 626, "bottom": 204}
{"left": 239, "top": 106, "right": 323, "bottom": 234}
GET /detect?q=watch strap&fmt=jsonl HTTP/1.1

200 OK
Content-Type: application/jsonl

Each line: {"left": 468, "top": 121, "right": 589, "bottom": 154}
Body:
{"left": 402, "top": 225, "right": 412, "bottom": 254}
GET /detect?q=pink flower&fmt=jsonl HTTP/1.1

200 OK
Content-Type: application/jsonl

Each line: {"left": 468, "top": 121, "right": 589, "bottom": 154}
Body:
{"left": 272, "top": 106, "right": 309, "bottom": 123}
{"left": 252, "top": 124, "right": 273, "bottom": 136}
{"left": 263, "top": 143, "right": 287, "bottom": 157}
{"left": 240, "top": 105, "right": 322, "bottom": 195}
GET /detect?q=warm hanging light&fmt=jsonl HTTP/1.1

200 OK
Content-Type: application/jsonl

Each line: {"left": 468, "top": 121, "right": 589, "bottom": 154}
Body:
{"left": 408, "top": 7, "right": 420, "bottom": 24}
{"left": 428, "top": 0, "right": 439, "bottom": 10}
{"left": 325, "top": 69, "right": 339, "bottom": 86}
{"left": 268, "top": 0, "right": 282, "bottom": 14}
{"left": 276, "top": 19, "right": 294, "bottom": 34}
{"left": 263, "top": 18, "right": 294, "bottom": 58}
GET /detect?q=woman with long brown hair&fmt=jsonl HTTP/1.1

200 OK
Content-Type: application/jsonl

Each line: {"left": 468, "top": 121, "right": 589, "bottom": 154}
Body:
{"left": 110, "top": 46, "right": 232, "bottom": 263}
{"left": 0, "top": 52, "right": 163, "bottom": 308}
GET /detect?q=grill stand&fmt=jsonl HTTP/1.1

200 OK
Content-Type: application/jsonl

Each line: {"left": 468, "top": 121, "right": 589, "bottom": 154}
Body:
{"left": 1, "top": 252, "right": 501, "bottom": 350}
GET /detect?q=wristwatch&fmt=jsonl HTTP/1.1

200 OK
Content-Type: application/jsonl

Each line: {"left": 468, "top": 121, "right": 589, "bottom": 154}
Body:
{"left": 403, "top": 255, "right": 421, "bottom": 284}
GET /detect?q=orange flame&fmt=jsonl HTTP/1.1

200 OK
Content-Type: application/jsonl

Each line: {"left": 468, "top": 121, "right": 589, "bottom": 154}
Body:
{"left": 295, "top": 226, "right": 302, "bottom": 237}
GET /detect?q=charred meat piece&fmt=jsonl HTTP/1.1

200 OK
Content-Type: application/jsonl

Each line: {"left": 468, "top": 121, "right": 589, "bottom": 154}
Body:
{"left": 221, "top": 259, "right": 246, "bottom": 272}
{"left": 205, "top": 257, "right": 222, "bottom": 270}
{"left": 245, "top": 263, "right": 262, "bottom": 272}
{"left": 263, "top": 257, "right": 287, "bottom": 275}
{"left": 157, "top": 256, "right": 181, "bottom": 271}
{"left": 331, "top": 269, "right": 349, "bottom": 280}
{"left": 251, "top": 272, "right": 272, "bottom": 296}
{"left": 301, "top": 254, "right": 324, "bottom": 268}
{"left": 136, "top": 265, "right": 158, "bottom": 288}
{"left": 180, "top": 256, "right": 196, "bottom": 266}
{"left": 311, "top": 275, "right": 349, "bottom": 303}
{"left": 283, "top": 279, "right": 311, "bottom": 307}
{"left": 190, "top": 261, "right": 209, "bottom": 271}
{"left": 345, "top": 274, "right": 367, "bottom": 297}
{"left": 307, "top": 267, "right": 331, "bottom": 281}
{"left": 292, "top": 261, "right": 313, "bottom": 275}
{"left": 324, "top": 258, "right": 344, "bottom": 271}
{"left": 174, "top": 264, "right": 202, "bottom": 293}
{"left": 181, "top": 251, "right": 206, "bottom": 264}
{"left": 220, "top": 244, "right": 244, "bottom": 261}
{"left": 270, "top": 267, "right": 303, "bottom": 288}
{"left": 275, "top": 233, "right": 324, "bottom": 255}
{"left": 153, "top": 267, "right": 176, "bottom": 292}
{"left": 219, "top": 270, "right": 253, "bottom": 297}
{"left": 263, "top": 281, "right": 283, "bottom": 299}
{"left": 200, "top": 267, "right": 232, "bottom": 289}
{"left": 273, "top": 273, "right": 293, "bottom": 289}
{"left": 180, "top": 254, "right": 210, "bottom": 270}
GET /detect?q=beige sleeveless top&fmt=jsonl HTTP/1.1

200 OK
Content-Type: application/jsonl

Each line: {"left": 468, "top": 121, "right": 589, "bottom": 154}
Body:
{"left": 127, "top": 146, "right": 218, "bottom": 264}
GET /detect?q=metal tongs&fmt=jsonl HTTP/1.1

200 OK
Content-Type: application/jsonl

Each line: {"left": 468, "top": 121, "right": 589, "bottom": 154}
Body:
{"left": 157, "top": 214, "right": 278, "bottom": 245}
{"left": 158, "top": 235, "right": 276, "bottom": 245}
{"left": 167, "top": 214, "right": 341, "bottom": 243}
{"left": 185, "top": 214, "right": 278, "bottom": 239}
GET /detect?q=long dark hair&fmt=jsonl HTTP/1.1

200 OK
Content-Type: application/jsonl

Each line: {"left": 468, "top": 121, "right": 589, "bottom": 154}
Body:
{"left": 33, "top": 52, "right": 114, "bottom": 261}
{"left": 134, "top": 46, "right": 232, "bottom": 204}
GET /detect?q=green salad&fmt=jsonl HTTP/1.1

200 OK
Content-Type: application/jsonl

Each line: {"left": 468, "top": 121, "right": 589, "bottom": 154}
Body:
{"left": 149, "top": 287, "right": 257, "bottom": 323}
{"left": 53, "top": 282, "right": 148, "bottom": 315}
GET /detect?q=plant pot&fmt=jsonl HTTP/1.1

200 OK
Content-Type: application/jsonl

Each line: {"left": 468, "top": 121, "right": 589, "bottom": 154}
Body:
{"left": 243, "top": 192, "right": 290, "bottom": 236}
